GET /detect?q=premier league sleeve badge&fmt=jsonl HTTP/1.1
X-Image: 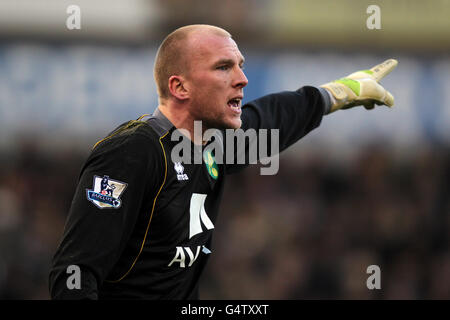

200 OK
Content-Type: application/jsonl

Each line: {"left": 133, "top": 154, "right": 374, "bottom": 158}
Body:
{"left": 86, "top": 175, "right": 128, "bottom": 209}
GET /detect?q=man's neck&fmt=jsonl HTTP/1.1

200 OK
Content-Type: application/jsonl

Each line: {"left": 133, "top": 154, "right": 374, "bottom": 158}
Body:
{"left": 157, "top": 103, "right": 206, "bottom": 145}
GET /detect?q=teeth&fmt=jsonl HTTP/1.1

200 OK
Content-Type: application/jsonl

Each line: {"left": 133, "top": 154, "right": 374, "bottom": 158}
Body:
{"left": 228, "top": 99, "right": 241, "bottom": 109}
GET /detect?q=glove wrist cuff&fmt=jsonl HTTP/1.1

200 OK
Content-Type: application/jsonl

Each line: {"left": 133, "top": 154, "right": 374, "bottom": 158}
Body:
{"left": 317, "top": 87, "right": 334, "bottom": 115}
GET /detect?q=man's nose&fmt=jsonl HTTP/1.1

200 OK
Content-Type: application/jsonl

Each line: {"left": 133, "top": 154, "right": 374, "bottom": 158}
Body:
{"left": 233, "top": 67, "right": 248, "bottom": 89}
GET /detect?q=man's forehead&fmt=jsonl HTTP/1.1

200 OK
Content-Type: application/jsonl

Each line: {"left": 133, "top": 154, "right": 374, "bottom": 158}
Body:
{"left": 187, "top": 32, "right": 244, "bottom": 62}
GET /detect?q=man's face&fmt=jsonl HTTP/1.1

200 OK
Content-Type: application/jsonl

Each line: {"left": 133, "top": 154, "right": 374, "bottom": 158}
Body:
{"left": 183, "top": 33, "right": 248, "bottom": 130}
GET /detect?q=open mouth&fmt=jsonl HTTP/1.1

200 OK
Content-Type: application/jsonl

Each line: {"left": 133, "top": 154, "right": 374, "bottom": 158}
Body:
{"left": 227, "top": 98, "right": 242, "bottom": 112}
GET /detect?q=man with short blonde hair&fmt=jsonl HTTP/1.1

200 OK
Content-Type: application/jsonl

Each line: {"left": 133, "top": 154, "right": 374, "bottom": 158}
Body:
{"left": 49, "top": 24, "right": 397, "bottom": 299}
{"left": 154, "top": 24, "right": 231, "bottom": 101}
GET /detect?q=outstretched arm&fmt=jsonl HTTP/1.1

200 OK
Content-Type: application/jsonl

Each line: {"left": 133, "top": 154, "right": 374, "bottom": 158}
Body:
{"left": 223, "top": 59, "right": 398, "bottom": 175}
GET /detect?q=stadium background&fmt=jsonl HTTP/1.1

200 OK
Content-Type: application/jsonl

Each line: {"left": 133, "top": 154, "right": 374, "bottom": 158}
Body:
{"left": 0, "top": 0, "right": 449, "bottom": 299}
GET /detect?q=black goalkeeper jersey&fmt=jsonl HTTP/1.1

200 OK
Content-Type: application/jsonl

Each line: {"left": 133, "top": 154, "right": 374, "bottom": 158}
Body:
{"left": 49, "top": 86, "right": 330, "bottom": 299}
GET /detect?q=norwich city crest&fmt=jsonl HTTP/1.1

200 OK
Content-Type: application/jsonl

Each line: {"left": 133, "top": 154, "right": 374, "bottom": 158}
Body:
{"left": 203, "top": 149, "right": 218, "bottom": 180}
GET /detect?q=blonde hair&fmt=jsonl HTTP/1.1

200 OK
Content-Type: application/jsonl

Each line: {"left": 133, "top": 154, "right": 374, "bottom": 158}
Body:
{"left": 153, "top": 24, "right": 231, "bottom": 100}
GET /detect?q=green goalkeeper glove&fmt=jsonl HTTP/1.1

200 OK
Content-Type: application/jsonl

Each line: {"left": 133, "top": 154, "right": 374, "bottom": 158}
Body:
{"left": 320, "top": 59, "right": 398, "bottom": 113}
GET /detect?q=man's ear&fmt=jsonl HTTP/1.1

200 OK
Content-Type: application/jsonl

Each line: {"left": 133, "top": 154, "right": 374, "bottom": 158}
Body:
{"left": 168, "top": 75, "right": 189, "bottom": 101}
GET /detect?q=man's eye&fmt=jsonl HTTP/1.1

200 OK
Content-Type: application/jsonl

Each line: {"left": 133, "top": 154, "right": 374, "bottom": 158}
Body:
{"left": 217, "top": 65, "right": 229, "bottom": 70}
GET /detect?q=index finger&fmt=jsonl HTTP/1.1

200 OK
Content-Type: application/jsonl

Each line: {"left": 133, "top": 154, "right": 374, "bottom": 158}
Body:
{"left": 369, "top": 59, "right": 398, "bottom": 82}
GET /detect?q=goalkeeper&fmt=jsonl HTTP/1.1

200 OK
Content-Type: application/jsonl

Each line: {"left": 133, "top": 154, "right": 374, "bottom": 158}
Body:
{"left": 49, "top": 24, "right": 397, "bottom": 299}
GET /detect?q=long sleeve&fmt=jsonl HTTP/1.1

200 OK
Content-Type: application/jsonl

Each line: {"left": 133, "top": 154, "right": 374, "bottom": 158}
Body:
{"left": 49, "top": 129, "right": 163, "bottom": 299}
{"left": 224, "top": 86, "right": 328, "bottom": 174}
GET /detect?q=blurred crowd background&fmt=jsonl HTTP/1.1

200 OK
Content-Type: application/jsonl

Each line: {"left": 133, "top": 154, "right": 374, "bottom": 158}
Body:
{"left": 0, "top": 0, "right": 449, "bottom": 299}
